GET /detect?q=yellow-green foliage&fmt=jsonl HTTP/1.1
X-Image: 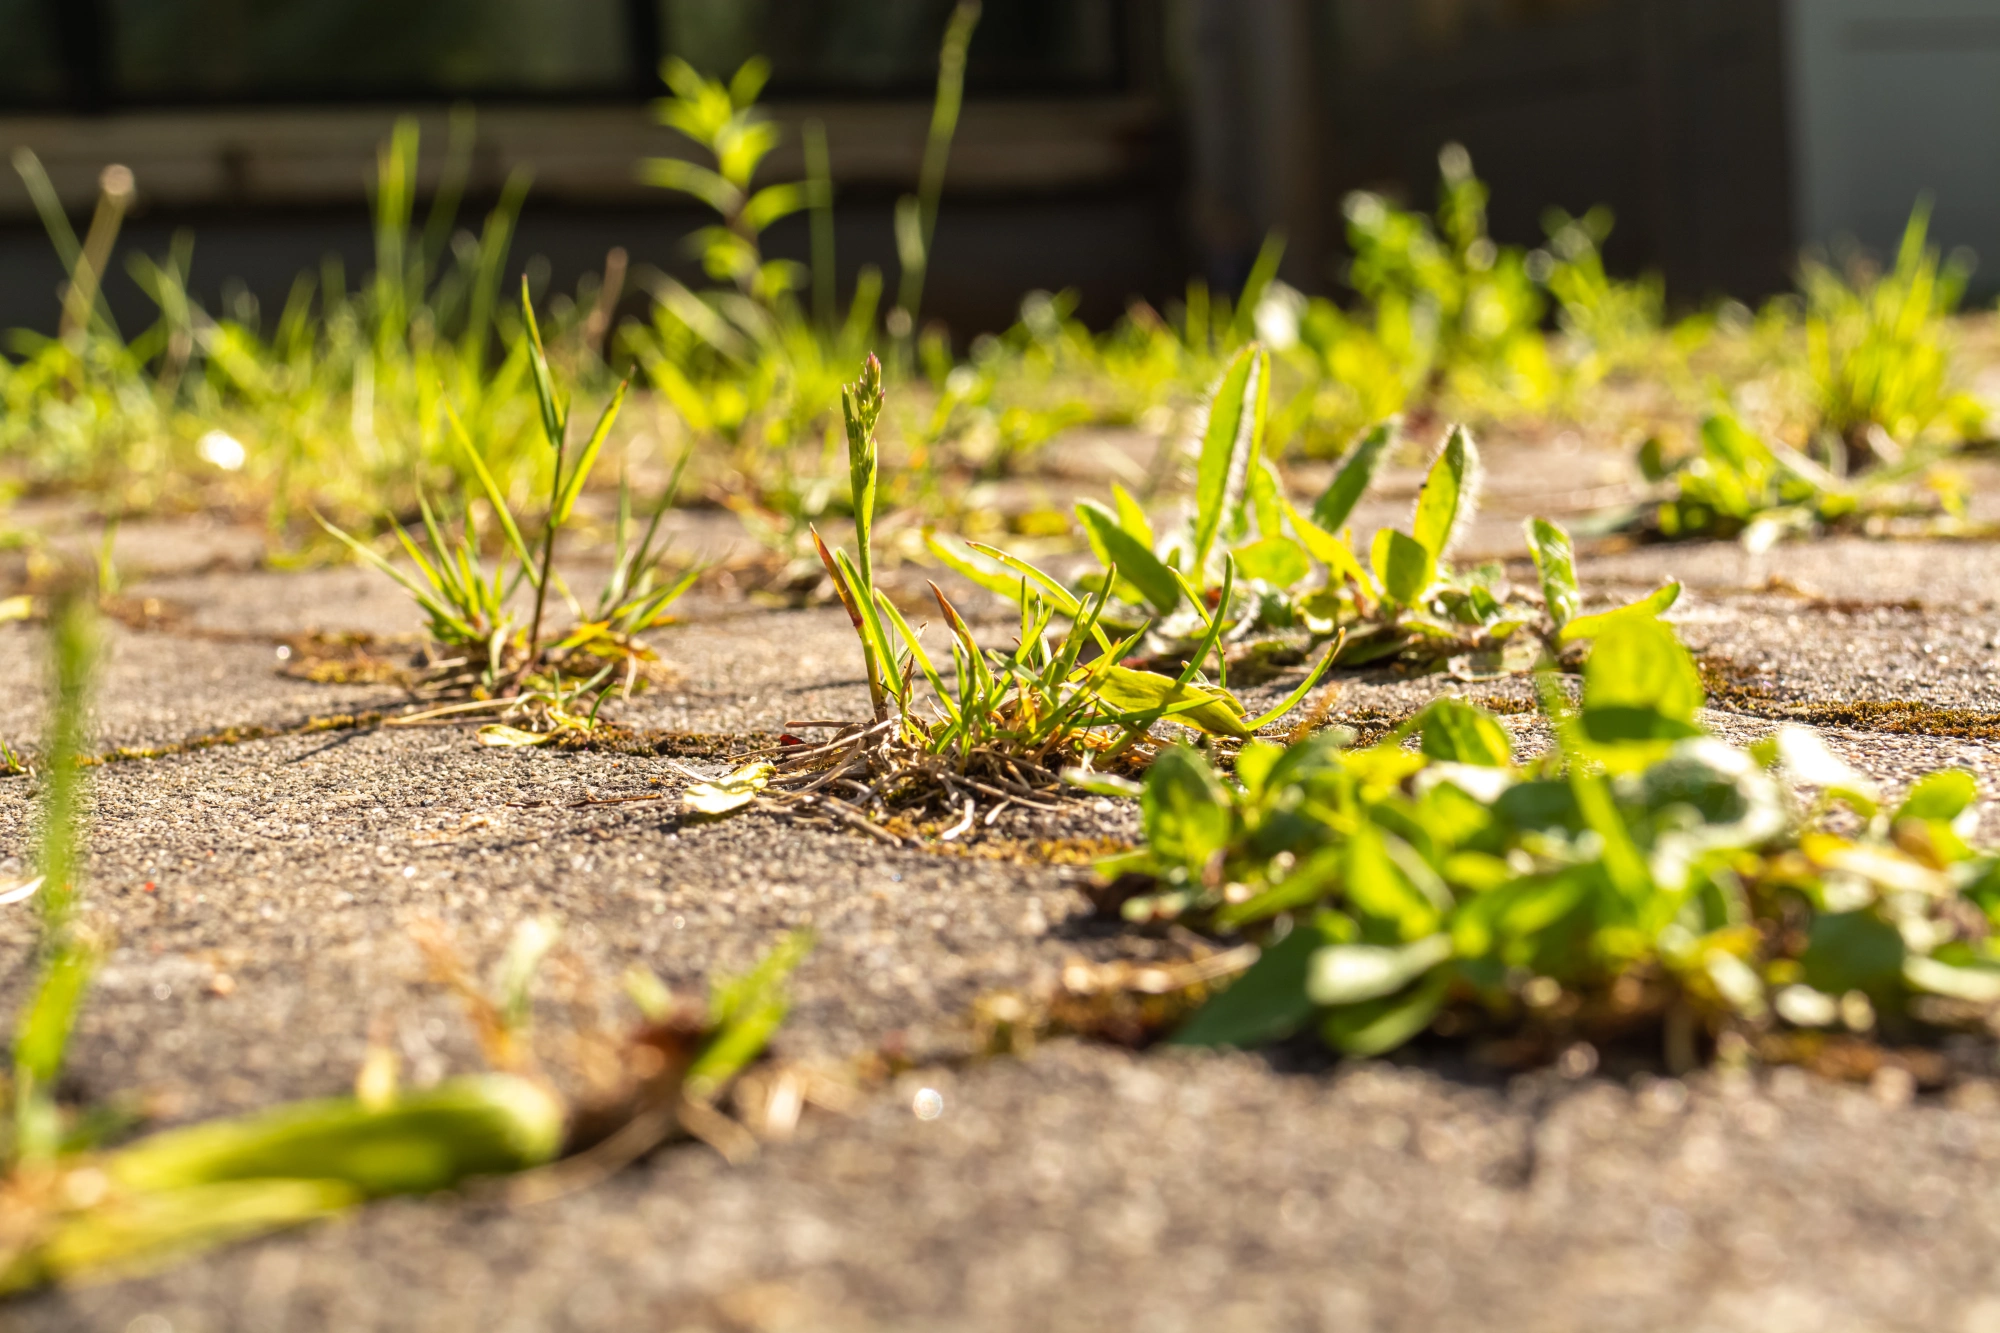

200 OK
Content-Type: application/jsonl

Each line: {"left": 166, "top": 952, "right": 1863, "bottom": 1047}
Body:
{"left": 0, "top": 120, "right": 623, "bottom": 524}
{"left": 1803, "top": 202, "right": 1985, "bottom": 451}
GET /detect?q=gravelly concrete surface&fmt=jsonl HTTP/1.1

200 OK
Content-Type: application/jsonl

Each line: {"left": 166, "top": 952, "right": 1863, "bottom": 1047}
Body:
{"left": 5, "top": 523, "right": 2000, "bottom": 1332}
{"left": 24, "top": 1043, "right": 2000, "bottom": 1333}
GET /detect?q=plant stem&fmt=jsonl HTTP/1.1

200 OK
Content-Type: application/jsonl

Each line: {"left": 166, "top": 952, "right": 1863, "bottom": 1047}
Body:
{"left": 39, "top": 584, "right": 94, "bottom": 931}
{"left": 893, "top": 0, "right": 981, "bottom": 338}
{"left": 526, "top": 458, "right": 561, "bottom": 671}
{"left": 805, "top": 119, "right": 836, "bottom": 334}
{"left": 59, "top": 165, "right": 134, "bottom": 354}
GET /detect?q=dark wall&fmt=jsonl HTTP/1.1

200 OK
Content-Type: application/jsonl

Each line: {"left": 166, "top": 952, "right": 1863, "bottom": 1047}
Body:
{"left": 1321, "top": 0, "right": 1794, "bottom": 305}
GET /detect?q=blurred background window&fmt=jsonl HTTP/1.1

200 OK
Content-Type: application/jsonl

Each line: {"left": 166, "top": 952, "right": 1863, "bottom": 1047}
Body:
{"left": 661, "top": 0, "right": 1126, "bottom": 95}
{"left": 0, "top": 0, "right": 69, "bottom": 107}
{"left": 2, "top": 0, "right": 1131, "bottom": 109}
{"left": 104, "top": 0, "right": 637, "bottom": 102}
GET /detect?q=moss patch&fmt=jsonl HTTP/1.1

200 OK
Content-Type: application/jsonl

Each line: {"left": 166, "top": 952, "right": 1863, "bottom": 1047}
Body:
{"left": 1700, "top": 654, "right": 2000, "bottom": 739}
{"left": 542, "top": 727, "right": 774, "bottom": 760}
{"left": 85, "top": 711, "right": 387, "bottom": 767}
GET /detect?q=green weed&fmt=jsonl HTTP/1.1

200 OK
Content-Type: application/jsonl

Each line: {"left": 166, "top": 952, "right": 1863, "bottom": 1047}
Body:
{"left": 628, "top": 55, "right": 881, "bottom": 539}
{"left": 1641, "top": 412, "right": 1959, "bottom": 547}
{"left": 1803, "top": 201, "right": 1985, "bottom": 464}
{"left": 891, "top": 0, "right": 983, "bottom": 343}
{"left": 1, "top": 116, "right": 629, "bottom": 524}
{"left": 1338, "top": 145, "right": 1555, "bottom": 416}
{"left": 935, "top": 343, "right": 1670, "bottom": 676}
{"left": 767, "top": 355, "right": 1315, "bottom": 828}
{"left": 5, "top": 582, "right": 98, "bottom": 1171}
{"left": 1539, "top": 205, "right": 1667, "bottom": 385}
{"left": 1100, "top": 598, "right": 2000, "bottom": 1067}
{"left": 317, "top": 282, "right": 696, "bottom": 738}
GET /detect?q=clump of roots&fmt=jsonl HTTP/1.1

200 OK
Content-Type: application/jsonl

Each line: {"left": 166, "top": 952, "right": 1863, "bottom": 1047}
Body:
{"left": 754, "top": 711, "right": 1177, "bottom": 847}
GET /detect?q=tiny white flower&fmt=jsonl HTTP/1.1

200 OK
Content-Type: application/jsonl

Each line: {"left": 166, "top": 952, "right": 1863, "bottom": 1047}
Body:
{"left": 198, "top": 430, "right": 246, "bottom": 471}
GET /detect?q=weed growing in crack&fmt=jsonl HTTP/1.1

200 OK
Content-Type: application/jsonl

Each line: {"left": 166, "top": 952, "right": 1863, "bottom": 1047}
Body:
{"left": 752, "top": 354, "right": 1329, "bottom": 839}
{"left": 5, "top": 581, "right": 99, "bottom": 1173}
{"left": 1092, "top": 599, "right": 2000, "bottom": 1074}
{"left": 319, "top": 281, "right": 698, "bottom": 742}
{"left": 1804, "top": 201, "right": 1985, "bottom": 464}
{"left": 1639, "top": 411, "right": 1972, "bottom": 547}
{"left": 935, "top": 343, "right": 1671, "bottom": 677}
{"left": 627, "top": 52, "right": 882, "bottom": 503}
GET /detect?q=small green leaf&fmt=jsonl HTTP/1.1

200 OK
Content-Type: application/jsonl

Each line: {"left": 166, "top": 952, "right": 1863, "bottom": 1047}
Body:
{"left": 13, "top": 937, "right": 97, "bottom": 1163}
{"left": 1243, "top": 642, "right": 1341, "bottom": 733}
{"left": 1800, "top": 911, "right": 1905, "bottom": 998}
{"left": 1525, "top": 517, "right": 1580, "bottom": 628}
{"left": 690, "top": 930, "right": 813, "bottom": 1094}
{"left": 742, "top": 182, "right": 809, "bottom": 231}
{"left": 1412, "top": 425, "right": 1478, "bottom": 562}
{"left": 963, "top": 541, "right": 1088, "bottom": 618}
{"left": 1170, "top": 925, "right": 1323, "bottom": 1048}
{"left": 1282, "top": 498, "right": 1372, "bottom": 592}
{"left": 1234, "top": 739, "right": 1284, "bottom": 796}
{"left": 925, "top": 531, "right": 1028, "bottom": 602}
{"left": 1319, "top": 968, "right": 1450, "bottom": 1056}
{"left": 1412, "top": 698, "right": 1514, "bottom": 767}
{"left": 1581, "top": 616, "right": 1703, "bottom": 731}
{"left": 1093, "top": 665, "right": 1251, "bottom": 738}
{"left": 1246, "top": 457, "right": 1287, "bottom": 541}
{"left": 1704, "top": 950, "right": 1767, "bottom": 1019}
{"left": 1231, "top": 535, "right": 1311, "bottom": 588}
{"left": 637, "top": 157, "right": 739, "bottom": 214}
{"left": 1139, "top": 745, "right": 1235, "bottom": 869}
{"left": 1896, "top": 769, "right": 1978, "bottom": 824}
{"left": 1375, "top": 528, "right": 1434, "bottom": 607}
{"left": 552, "top": 379, "right": 630, "bottom": 525}
{"left": 1111, "top": 483, "right": 1154, "bottom": 547}
{"left": 520, "top": 277, "right": 566, "bottom": 450}
{"left": 477, "top": 725, "right": 556, "bottom": 748}
{"left": 1076, "top": 499, "right": 1181, "bottom": 614}
{"left": 1192, "top": 345, "right": 1267, "bottom": 575}
{"left": 1228, "top": 230, "right": 1287, "bottom": 345}
{"left": 1904, "top": 955, "right": 2000, "bottom": 1004}
{"left": 109, "top": 1074, "right": 566, "bottom": 1198}
{"left": 1312, "top": 420, "right": 1392, "bottom": 532}
{"left": 1702, "top": 413, "right": 1775, "bottom": 471}
{"left": 1557, "top": 583, "right": 1682, "bottom": 644}
{"left": 1773, "top": 726, "right": 1878, "bottom": 816}
{"left": 1343, "top": 823, "right": 1440, "bottom": 939}
{"left": 1307, "top": 934, "right": 1452, "bottom": 1006}
{"left": 14, "top": 940, "right": 94, "bottom": 1094}
{"left": 1636, "top": 435, "right": 1673, "bottom": 482}
{"left": 20, "top": 1180, "right": 357, "bottom": 1292}
{"left": 1060, "top": 768, "right": 1144, "bottom": 799}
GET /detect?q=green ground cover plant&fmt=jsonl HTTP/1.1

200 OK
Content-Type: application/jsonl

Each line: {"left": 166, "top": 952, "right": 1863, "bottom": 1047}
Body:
{"left": 1092, "top": 589, "right": 2000, "bottom": 1067}
{"left": 630, "top": 53, "right": 877, "bottom": 476}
